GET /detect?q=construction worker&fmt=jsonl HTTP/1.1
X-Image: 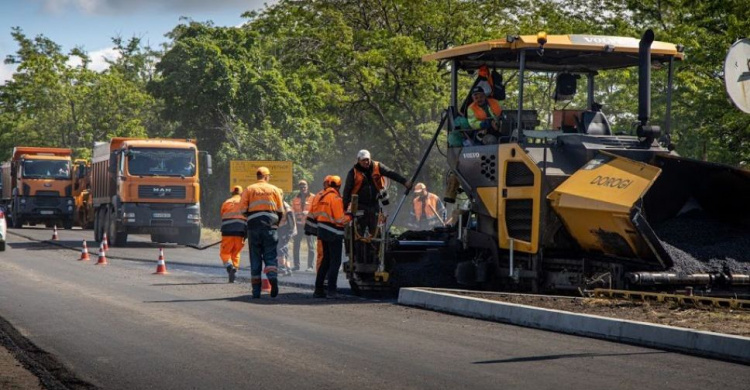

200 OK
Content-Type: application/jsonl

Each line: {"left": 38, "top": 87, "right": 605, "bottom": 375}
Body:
{"left": 220, "top": 185, "right": 246, "bottom": 283}
{"left": 240, "top": 167, "right": 285, "bottom": 298}
{"left": 277, "top": 201, "right": 297, "bottom": 276}
{"left": 292, "top": 179, "right": 316, "bottom": 271}
{"left": 467, "top": 86, "right": 504, "bottom": 144}
{"left": 314, "top": 175, "right": 350, "bottom": 298}
{"left": 342, "top": 149, "right": 411, "bottom": 236}
{"left": 305, "top": 176, "right": 334, "bottom": 274}
{"left": 411, "top": 183, "right": 446, "bottom": 230}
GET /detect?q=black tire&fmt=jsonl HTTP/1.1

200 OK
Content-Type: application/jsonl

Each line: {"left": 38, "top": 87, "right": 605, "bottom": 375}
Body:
{"left": 0, "top": 241, "right": 5, "bottom": 251}
{"left": 63, "top": 219, "right": 74, "bottom": 230}
{"left": 93, "top": 208, "right": 102, "bottom": 242}
{"left": 107, "top": 208, "right": 128, "bottom": 247}
{"left": 177, "top": 227, "right": 201, "bottom": 246}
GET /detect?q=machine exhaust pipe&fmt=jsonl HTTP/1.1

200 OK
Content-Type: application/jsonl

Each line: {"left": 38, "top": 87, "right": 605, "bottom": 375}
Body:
{"left": 637, "top": 29, "right": 660, "bottom": 143}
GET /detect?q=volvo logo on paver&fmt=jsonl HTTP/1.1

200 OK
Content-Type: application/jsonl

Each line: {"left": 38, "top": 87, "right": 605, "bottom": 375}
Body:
{"left": 462, "top": 153, "right": 480, "bottom": 159}
{"left": 590, "top": 175, "right": 633, "bottom": 189}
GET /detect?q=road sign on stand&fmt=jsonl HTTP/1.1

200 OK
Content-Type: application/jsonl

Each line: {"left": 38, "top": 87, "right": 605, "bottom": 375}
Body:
{"left": 230, "top": 160, "right": 293, "bottom": 192}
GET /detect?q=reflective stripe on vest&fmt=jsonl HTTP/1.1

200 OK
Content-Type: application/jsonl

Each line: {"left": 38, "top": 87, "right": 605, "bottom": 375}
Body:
{"left": 351, "top": 161, "right": 385, "bottom": 196}
{"left": 247, "top": 211, "right": 280, "bottom": 223}
{"left": 222, "top": 219, "right": 246, "bottom": 227}
{"left": 318, "top": 222, "right": 345, "bottom": 235}
{"left": 469, "top": 99, "right": 502, "bottom": 121}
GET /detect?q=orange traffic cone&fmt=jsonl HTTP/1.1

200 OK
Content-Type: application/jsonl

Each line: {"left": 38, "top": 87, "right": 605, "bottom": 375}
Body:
{"left": 52, "top": 225, "right": 59, "bottom": 241}
{"left": 102, "top": 233, "right": 109, "bottom": 251}
{"left": 261, "top": 267, "right": 271, "bottom": 293}
{"left": 153, "top": 248, "right": 168, "bottom": 275}
{"left": 95, "top": 242, "right": 108, "bottom": 266}
{"left": 79, "top": 240, "right": 90, "bottom": 261}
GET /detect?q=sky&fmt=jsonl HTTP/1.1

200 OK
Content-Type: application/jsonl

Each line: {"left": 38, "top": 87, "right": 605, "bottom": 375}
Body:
{"left": 0, "top": 0, "right": 273, "bottom": 83}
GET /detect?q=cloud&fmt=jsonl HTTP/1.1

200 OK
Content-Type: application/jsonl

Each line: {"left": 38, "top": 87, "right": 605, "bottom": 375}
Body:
{"left": 0, "top": 63, "right": 16, "bottom": 85}
{"left": 67, "top": 46, "right": 120, "bottom": 71}
{"left": 40, "top": 0, "right": 270, "bottom": 15}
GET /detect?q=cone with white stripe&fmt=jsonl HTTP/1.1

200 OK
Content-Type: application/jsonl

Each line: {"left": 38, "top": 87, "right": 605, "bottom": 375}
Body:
{"left": 153, "top": 248, "right": 168, "bottom": 274}
{"left": 95, "top": 242, "right": 108, "bottom": 265}
{"left": 79, "top": 240, "right": 90, "bottom": 261}
{"left": 102, "top": 233, "right": 109, "bottom": 251}
{"left": 52, "top": 225, "right": 59, "bottom": 241}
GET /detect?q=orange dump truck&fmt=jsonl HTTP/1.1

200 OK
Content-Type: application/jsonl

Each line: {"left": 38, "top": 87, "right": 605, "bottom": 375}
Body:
{"left": 91, "top": 138, "right": 211, "bottom": 246}
{"left": 0, "top": 147, "right": 75, "bottom": 229}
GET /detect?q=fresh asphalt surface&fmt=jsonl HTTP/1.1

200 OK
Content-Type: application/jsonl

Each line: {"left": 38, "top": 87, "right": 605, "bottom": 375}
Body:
{"left": 0, "top": 227, "right": 747, "bottom": 389}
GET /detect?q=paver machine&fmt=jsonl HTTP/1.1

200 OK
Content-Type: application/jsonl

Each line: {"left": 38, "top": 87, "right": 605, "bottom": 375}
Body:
{"left": 345, "top": 30, "right": 750, "bottom": 296}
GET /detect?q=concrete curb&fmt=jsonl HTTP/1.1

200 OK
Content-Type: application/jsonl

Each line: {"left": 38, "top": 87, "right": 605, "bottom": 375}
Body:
{"left": 398, "top": 288, "right": 750, "bottom": 364}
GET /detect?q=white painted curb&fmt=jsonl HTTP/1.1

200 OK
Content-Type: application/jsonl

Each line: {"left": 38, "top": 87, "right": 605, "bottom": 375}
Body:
{"left": 398, "top": 288, "right": 750, "bottom": 364}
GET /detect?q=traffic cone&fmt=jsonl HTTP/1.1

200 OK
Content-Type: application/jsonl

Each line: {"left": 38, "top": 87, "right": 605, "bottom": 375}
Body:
{"left": 261, "top": 267, "right": 271, "bottom": 293}
{"left": 102, "top": 233, "right": 109, "bottom": 251}
{"left": 52, "top": 225, "right": 59, "bottom": 241}
{"left": 153, "top": 248, "right": 168, "bottom": 275}
{"left": 95, "top": 242, "right": 108, "bottom": 265}
{"left": 79, "top": 240, "right": 90, "bottom": 261}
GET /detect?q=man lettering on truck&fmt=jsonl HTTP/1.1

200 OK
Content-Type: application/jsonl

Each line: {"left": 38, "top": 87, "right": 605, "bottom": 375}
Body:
{"left": 240, "top": 167, "right": 284, "bottom": 299}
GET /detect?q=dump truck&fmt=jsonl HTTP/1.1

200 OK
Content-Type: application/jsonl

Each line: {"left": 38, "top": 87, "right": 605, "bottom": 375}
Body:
{"left": 0, "top": 147, "right": 75, "bottom": 229}
{"left": 345, "top": 30, "right": 750, "bottom": 297}
{"left": 91, "top": 138, "right": 211, "bottom": 246}
{"left": 72, "top": 159, "right": 94, "bottom": 229}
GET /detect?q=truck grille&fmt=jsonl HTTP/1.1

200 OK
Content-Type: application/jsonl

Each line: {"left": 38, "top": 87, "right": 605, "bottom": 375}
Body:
{"left": 35, "top": 196, "right": 60, "bottom": 207}
{"left": 138, "top": 186, "right": 186, "bottom": 199}
{"left": 36, "top": 191, "right": 60, "bottom": 197}
{"left": 506, "top": 199, "right": 533, "bottom": 242}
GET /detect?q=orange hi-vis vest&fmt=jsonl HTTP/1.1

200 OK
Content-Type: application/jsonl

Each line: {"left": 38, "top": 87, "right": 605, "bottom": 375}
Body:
{"left": 468, "top": 99, "right": 502, "bottom": 122}
{"left": 221, "top": 194, "right": 246, "bottom": 236}
{"left": 413, "top": 192, "right": 441, "bottom": 222}
{"left": 351, "top": 161, "right": 385, "bottom": 195}
{"left": 240, "top": 180, "right": 284, "bottom": 228}
{"left": 316, "top": 188, "right": 350, "bottom": 240}
{"left": 292, "top": 192, "right": 315, "bottom": 225}
{"left": 304, "top": 189, "right": 327, "bottom": 236}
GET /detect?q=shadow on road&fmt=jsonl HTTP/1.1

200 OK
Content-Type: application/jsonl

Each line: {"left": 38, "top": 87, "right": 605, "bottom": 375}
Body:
{"left": 143, "top": 292, "right": 373, "bottom": 306}
{"left": 472, "top": 351, "right": 668, "bottom": 364}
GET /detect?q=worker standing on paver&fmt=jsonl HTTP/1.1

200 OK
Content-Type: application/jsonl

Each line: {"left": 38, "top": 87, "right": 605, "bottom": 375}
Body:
{"left": 220, "top": 185, "right": 246, "bottom": 283}
{"left": 292, "top": 180, "right": 316, "bottom": 272}
{"left": 240, "top": 167, "right": 285, "bottom": 299}
{"left": 342, "top": 150, "right": 411, "bottom": 236}
{"left": 411, "top": 183, "right": 446, "bottom": 230}
{"left": 314, "top": 175, "right": 350, "bottom": 298}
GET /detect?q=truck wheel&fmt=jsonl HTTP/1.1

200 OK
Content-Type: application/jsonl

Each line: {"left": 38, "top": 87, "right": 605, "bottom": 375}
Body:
{"left": 107, "top": 208, "right": 128, "bottom": 247}
{"left": 178, "top": 227, "right": 201, "bottom": 246}
{"left": 93, "top": 209, "right": 102, "bottom": 242}
{"left": 0, "top": 241, "right": 5, "bottom": 251}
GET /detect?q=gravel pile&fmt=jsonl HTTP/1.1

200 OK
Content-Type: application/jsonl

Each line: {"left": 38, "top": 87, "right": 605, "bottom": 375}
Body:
{"left": 654, "top": 210, "right": 750, "bottom": 276}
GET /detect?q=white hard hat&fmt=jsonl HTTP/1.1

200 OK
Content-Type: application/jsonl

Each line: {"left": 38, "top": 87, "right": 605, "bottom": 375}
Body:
{"left": 357, "top": 149, "right": 371, "bottom": 160}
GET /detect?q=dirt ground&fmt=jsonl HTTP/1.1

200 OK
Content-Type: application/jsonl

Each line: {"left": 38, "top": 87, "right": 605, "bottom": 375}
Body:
{"left": 452, "top": 291, "right": 750, "bottom": 337}
{"left": 0, "top": 345, "right": 42, "bottom": 390}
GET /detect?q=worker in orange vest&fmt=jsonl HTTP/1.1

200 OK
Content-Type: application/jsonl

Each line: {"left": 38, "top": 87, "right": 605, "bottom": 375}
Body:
{"left": 467, "top": 86, "right": 503, "bottom": 144}
{"left": 305, "top": 176, "right": 332, "bottom": 274}
{"left": 411, "top": 183, "right": 446, "bottom": 230}
{"left": 220, "top": 185, "right": 247, "bottom": 283}
{"left": 342, "top": 149, "right": 411, "bottom": 236}
{"left": 240, "top": 167, "right": 285, "bottom": 299}
{"left": 314, "top": 175, "right": 351, "bottom": 298}
{"left": 292, "top": 179, "right": 316, "bottom": 271}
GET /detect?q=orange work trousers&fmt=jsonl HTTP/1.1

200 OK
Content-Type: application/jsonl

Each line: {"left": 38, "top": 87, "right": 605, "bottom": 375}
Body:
{"left": 220, "top": 236, "right": 245, "bottom": 269}
{"left": 315, "top": 238, "right": 323, "bottom": 272}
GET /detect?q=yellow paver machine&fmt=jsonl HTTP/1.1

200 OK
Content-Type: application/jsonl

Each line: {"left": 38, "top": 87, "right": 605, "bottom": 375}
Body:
{"left": 345, "top": 30, "right": 750, "bottom": 296}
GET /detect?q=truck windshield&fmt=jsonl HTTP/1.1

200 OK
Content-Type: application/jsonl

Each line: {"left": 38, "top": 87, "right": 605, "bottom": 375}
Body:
{"left": 127, "top": 148, "right": 196, "bottom": 177}
{"left": 22, "top": 160, "right": 71, "bottom": 179}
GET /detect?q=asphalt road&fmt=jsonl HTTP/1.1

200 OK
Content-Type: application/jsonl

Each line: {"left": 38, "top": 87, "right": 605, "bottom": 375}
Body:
{"left": 0, "top": 227, "right": 748, "bottom": 390}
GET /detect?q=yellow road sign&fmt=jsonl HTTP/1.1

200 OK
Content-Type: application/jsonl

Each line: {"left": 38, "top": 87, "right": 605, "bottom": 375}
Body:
{"left": 230, "top": 160, "right": 293, "bottom": 192}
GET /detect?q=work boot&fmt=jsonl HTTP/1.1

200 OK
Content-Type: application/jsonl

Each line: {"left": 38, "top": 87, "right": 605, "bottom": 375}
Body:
{"left": 313, "top": 289, "right": 326, "bottom": 298}
{"left": 227, "top": 265, "right": 237, "bottom": 283}
{"left": 327, "top": 290, "right": 338, "bottom": 299}
{"left": 251, "top": 283, "right": 261, "bottom": 299}
{"left": 270, "top": 278, "right": 279, "bottom": 298}
{"left": 292, "top": 266, "right": 300, "bottom": 271}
